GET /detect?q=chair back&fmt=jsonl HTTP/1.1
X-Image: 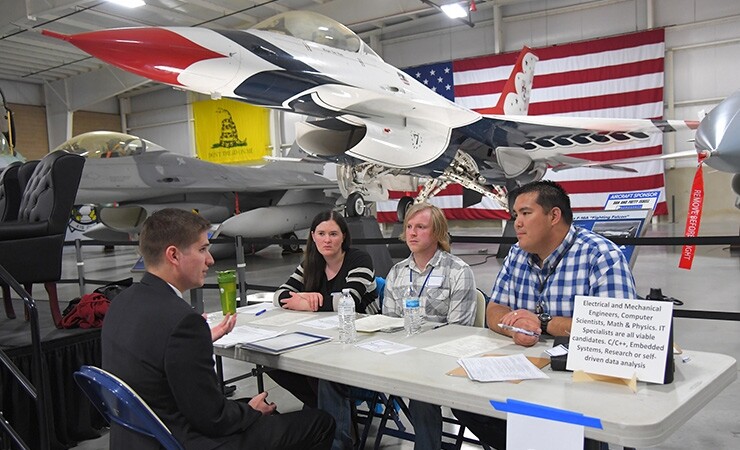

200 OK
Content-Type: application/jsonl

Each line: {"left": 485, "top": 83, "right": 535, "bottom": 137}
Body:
{"left": 18, "top": 151, "right": 84, "bottom": 234}
{"left": 375, "top": 276, "right": 386, "bottom": 307}
{"left": 0, "top": 161, "right": 22, "bottom": 221}
{"left": 17, "top": 159, "right": 39, "bottom": 193}
{"left": 74, "top": 365, "right": 184, "bottom": 450}
{"left": 474, "top": 288, "right": 487, "bottom": 328}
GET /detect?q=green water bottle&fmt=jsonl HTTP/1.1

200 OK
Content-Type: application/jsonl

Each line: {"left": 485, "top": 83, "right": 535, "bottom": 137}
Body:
{"left": 217, "top": 270, "right": 237, "bottom": 315}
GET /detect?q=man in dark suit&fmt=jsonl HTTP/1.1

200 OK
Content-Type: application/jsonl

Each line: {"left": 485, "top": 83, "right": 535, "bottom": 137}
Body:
{"left": 102, "top": 208, "right": 335, "bottom": 449}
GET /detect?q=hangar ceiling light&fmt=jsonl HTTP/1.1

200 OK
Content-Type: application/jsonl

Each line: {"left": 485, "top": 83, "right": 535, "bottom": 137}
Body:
{"left": 419, "top": 0, "right": 475, "bottom": 27}
{"left": 441, "top": 3, "right": 468, "bottom": 19}
{"left": 107, "top": 0, "right": 146, "bottom": 8}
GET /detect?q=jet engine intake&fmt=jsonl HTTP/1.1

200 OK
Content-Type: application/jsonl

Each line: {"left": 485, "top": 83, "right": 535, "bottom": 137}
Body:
{"left": 296, "top": 117, "right": 453, "bottom": 169}
{"left": 295, "top": 119, "right": 366, "bottom": 157}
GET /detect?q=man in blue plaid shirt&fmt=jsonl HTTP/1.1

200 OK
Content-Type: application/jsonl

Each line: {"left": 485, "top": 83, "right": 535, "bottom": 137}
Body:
{"left": 489, "top": 179, "right": 637, "bottom": 346}
{"left": 454, "top": 180, "right": 636, "bottom": 449}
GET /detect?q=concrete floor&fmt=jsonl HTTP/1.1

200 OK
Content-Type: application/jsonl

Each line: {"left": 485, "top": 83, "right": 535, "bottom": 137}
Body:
{"left": 63, "top": 219, "right": 739, "bottom": 450}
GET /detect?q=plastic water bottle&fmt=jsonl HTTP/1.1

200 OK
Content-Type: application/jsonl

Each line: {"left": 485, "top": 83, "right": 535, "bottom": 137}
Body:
{"left": 337, "top": 289, "right": 357, "bottom": 344}
{"left": 403, "top": 285, "right": 422, "bottom": 336}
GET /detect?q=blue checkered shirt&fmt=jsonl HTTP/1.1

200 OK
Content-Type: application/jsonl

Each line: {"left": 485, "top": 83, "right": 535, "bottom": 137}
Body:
{"left": 492, "top": 226, "right": 637, "bottom": 317}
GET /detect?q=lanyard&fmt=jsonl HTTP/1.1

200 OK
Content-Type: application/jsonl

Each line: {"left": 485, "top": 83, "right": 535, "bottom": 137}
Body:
{"left": 409, "top": 266, "right": 435, "bottom": 297}
{"left": 535, "top": 232, "right": 577, "bottom": 300}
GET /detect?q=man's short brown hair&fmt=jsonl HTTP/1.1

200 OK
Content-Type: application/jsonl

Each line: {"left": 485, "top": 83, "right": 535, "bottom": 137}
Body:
{"left": 138, "top": 208, "right": 211, "bottom": 267}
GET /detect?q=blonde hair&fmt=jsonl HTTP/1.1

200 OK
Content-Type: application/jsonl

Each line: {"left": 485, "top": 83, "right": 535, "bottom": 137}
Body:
{"left": 400, "top": 203, "right": 450, "bottom": 252}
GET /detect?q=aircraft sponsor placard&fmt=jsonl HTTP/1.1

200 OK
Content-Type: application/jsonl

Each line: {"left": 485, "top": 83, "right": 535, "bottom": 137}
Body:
{"left": 604, "top": 190, "right": 660, "bottom": 211}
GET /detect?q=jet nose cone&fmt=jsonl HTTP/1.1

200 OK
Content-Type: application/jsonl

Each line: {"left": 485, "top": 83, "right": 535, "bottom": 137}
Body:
{"left": 695, "top": 91, "right": 740, "bottom": 173}
{"left": 42, "top": 27, "right": 224, "bottom": 86}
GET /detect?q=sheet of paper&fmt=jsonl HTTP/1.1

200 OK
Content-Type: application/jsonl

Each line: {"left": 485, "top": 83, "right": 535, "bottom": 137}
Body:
{"left": 423, "top": 335, "right": 507, "bottom": 358}
{"left": 458, "top": 353, "right": 550, "bottom": 382}
{"left": 300, "top": 315, "right": 340, "bottom": 330}
{"left": 205, "top": 303, "right": 277, "bottom": 323}
{"left": 546, "top": 344, "right": 569, "bottom": 357}
{"left": 507, "top": 413, "right": 584, "bottom": 450}
{"left": 251, "top": 311, "right": 315, "bottom": 327}
{"left": 356, "top": 339, "right": 415, "bottom": 355}
{"left": 213, "top": 326, "right": 284, "bottom": 348}
{"left": 355, "top": 315, "right": 405, "bottom": 332}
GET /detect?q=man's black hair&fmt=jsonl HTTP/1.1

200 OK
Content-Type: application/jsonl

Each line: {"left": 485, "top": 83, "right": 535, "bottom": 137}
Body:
{"left": 507, "top": 180, "right": 573, "bottom": 224}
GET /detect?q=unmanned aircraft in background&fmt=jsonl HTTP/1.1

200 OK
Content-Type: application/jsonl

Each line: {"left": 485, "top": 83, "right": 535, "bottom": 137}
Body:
{"left": 0, "top": 134, "right": 24, "bottom": 170}
{"left": 61, "top": 131, "right": 337, "bottom": 252}
{"left": 44, "top": 11, "right": 740, "bottom": 218}
{"left": 1, "top": 88, "right": 23, "bottom": 170}
{"left": 694, "top": 92, "right": 740, "bottom": 208}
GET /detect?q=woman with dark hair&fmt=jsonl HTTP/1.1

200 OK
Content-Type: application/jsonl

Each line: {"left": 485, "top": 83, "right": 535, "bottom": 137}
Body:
{"left": 269, "top": 210, "right": 378, "bottom": 449}
{"left": 273, "top": 210, "right": 378, "bottom": 314}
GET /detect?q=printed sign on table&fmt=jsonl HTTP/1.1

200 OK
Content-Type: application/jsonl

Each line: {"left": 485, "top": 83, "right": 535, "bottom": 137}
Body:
{"left": 567, "top": 296, "right": 673, "bottom": 383}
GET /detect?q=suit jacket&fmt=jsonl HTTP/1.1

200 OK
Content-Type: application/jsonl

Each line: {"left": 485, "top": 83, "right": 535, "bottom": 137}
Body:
{"left": 102, "top": 272, "right": 261, "bottom": 449}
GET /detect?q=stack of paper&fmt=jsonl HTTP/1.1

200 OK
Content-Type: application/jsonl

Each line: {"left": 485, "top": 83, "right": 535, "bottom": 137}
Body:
{"left": 458, "top": 354, "right": 550, "bottom": 382}
{"left": 213, "top": 326, "right": 284, "bottom": 348}
{"left": 355, "top": 315, "right": 405, "bottom": 332}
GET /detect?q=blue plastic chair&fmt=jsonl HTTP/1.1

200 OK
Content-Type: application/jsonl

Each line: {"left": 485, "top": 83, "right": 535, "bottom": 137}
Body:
{"left": 74, "top": 365, "right": 184, "bottom": 450}
{"left": 375, "top": 276, "right": 386, "bottom": 304}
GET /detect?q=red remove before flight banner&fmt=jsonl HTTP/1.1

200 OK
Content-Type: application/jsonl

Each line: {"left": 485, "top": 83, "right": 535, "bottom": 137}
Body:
{"left": 678, "top": 163, "right": 704, "bottom": 270}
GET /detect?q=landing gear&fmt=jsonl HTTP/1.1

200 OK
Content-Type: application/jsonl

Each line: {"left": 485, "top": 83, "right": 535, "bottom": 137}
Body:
{"left": 414, "top": 150, "right": 510, "bottom": 209}
{"left": 396, "top": 196, "right": 414, "bottom": 223}
{"left": 345, "top": 192, "right": 367, "bottom": 217}
{"left": 281, "top": 232, "right": 301, "bottom": 254}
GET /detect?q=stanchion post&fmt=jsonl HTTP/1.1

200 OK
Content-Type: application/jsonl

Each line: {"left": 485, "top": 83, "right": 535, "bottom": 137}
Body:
{"left": 235, "top": 236, "right": 247, "bottom": 307}
{"left": 75, "top": 239, "right": 85, "bottom": 296}
{"left": 190, "top": 287, "right": 203, "bottom": 314}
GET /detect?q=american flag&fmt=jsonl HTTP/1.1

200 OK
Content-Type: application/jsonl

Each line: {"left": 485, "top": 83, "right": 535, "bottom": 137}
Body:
{"left": 377, "top": 29, "right": 667, "bottom": 222}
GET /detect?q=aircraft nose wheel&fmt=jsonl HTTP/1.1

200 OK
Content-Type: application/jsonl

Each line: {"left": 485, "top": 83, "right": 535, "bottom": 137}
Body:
{"left": 281, "top": 232, "right": 301, "bottom": 254}
{"left": 345, "top": 192, "right": 366, "bottom": 217}
{"left": 396, "top": 196, "right": 414, "bottom": 223}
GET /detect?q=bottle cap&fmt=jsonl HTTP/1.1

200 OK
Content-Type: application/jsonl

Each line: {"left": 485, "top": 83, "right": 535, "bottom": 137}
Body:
{"left": 217, "top": 270, "right": 236, "bottom": 282}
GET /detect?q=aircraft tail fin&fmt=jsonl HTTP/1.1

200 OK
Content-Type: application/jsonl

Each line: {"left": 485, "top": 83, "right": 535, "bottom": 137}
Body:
{"left": 478, "top": 47, "right": 538, "bottom": 115}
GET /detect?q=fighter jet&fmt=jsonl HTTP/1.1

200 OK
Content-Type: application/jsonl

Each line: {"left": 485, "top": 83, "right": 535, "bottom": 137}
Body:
{"left": 43, "top": 11, "right": 739, "bottom": 217}
{"left": 60, "top": 131, "right": 337, "bottom": 250}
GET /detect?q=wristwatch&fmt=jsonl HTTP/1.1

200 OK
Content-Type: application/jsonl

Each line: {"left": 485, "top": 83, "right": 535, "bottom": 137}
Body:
{"left": 538, "top": 312, "right": 552, "bottom": 334}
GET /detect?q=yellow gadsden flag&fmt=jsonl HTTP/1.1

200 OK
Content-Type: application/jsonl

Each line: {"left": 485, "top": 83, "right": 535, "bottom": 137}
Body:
{"left": 192, "top": 99, "right": 270, "bottom": 164}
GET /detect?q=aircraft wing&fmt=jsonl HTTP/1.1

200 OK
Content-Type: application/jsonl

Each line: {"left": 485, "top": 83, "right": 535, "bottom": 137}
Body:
{"left": 76, "top": 150, "right": 336, "bottom": 204}
{"left": 445, "top": 114, "right": 700, "bottom": 181}
{"left": 548, "top": 150, "right": 699, "bottom": 172}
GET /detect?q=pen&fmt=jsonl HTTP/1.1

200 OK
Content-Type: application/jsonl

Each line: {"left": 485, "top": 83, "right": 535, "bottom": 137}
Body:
{"left": 497, "top": 323, "right": 540, "bottom": 337}
{"left": 255, "top": 309, "right": 267, "bottom": 316}
{"left": 433, "top": 322, "right": 449, "bottom": 330}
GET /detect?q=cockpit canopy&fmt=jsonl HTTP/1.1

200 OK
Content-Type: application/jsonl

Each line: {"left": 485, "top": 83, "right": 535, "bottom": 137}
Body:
{"left": 55, "top": 131, "right": 163, "bottom": 158}
{"left": 253, "top": 10, "right": 365, "bottom": 54}
{"left": 0, "top": 133, "right": 10, "bottom": 156}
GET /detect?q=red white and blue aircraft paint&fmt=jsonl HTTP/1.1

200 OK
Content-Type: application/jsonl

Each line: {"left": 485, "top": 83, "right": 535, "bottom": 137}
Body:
{"left": 44, "top": 11, "right": 740, "bottom": 214}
